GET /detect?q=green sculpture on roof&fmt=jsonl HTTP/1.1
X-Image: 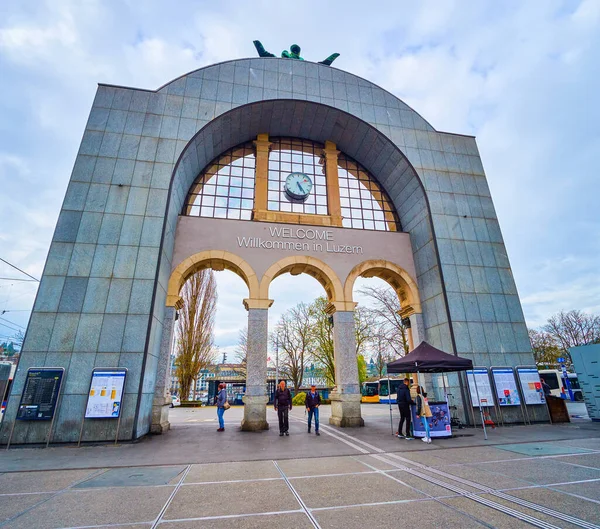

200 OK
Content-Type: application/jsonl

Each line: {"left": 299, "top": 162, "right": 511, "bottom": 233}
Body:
{"left": 253, "top": 41, "right": 340, "bottom": 66}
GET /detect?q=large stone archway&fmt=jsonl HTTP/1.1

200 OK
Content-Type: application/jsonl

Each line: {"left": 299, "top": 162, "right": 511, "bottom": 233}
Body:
{"left": 1, "top": 57, "right": 543, "bottom": 446}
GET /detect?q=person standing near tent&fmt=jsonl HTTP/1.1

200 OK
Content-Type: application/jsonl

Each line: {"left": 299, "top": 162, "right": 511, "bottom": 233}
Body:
{"left": 415, "top": 385, "right": 433, "bottom": 444}
{"left": 396, "top": 378, "right": 415, "bottom": 440}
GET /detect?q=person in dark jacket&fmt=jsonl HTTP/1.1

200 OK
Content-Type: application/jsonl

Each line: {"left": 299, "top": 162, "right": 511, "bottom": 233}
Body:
{"left": 397, "top": 378, "right": 415, "bottom": 440}
{"left": 305, "top": 384, "right": 321, "bottom": 435}
{"left": 274, "top": 380, "right": 293, "bottom": 436}
{"left": 216, "top": 383, "right": 228, "bottom": 432}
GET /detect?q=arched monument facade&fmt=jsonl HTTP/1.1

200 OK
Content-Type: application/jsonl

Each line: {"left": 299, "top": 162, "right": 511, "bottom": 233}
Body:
{"left": 0, "top": 56, "right": 546, "bottom": 445}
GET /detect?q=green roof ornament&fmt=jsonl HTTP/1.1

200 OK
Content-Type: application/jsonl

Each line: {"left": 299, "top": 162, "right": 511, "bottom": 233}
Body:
{"left": 253, "top": 40, "right": 340, "bottom": 66}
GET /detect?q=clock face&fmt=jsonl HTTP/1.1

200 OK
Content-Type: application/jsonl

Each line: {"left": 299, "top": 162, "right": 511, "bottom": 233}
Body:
{"left": 284, "top": 172, "right": 313, "bottom": 201}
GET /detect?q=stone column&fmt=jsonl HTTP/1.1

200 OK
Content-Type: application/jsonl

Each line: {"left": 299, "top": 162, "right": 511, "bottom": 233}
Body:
{"left": 322, "top": 141, "right": 343, "bottom": 227}
{"left": 409, "top": 312, "right": 425, "bottom": 346}
{"left": 241, "top": 298, "right": 272, "bottom": 431}
{"left": 151, "top": 305, "right": 177, "bottom": 433}
{"left": 328, "top": 306, "right": 364, "bottom": 427}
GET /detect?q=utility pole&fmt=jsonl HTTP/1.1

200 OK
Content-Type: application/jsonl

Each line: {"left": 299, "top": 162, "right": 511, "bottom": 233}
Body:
{"left": 275, "top": 334, "right": 279, "bottom": 385}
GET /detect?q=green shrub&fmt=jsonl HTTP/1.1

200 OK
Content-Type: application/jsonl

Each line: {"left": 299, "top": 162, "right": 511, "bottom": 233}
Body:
{"left": 292, "top": 392, "right": 306, "bottom": 406}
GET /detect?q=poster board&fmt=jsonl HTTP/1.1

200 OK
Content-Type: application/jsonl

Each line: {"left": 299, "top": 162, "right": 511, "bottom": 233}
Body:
{"left": 411, "top": 401, "right": 452, "bottom": 438}
{"left": 466, "top": 368, "right": 495, "bottom": 407}
{"left": 491, "top": 367, "right": 521, "bottom": 406}
{"left": 16, "top": 368, "right": 64, "bottom": 420}
{"left": 516, "top": 367, "right": 546, "bottom": 405}
{"left": 0, "top": 363, "right": 11, "bottom": 408}
{"left": 85, "top": 368, "right": 127, "bottom": 419}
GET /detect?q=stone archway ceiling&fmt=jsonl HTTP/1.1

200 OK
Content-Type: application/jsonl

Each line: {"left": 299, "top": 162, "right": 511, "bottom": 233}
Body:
{"left": 172, "top": 99, "right": 424, "bottom": 236}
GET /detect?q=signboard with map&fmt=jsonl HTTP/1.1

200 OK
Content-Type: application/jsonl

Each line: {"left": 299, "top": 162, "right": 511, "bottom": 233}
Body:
{"left": 85, "top": 368, "right": 127, "bottom": 419}
{"left": 516, "top": 367, "right": 546, "bottom": 405}
{"left": 16, "top": 368, "right": 64, "bottom": 420}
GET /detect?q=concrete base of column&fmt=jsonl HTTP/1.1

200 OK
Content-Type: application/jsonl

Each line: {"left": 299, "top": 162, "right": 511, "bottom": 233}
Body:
{"left": 329, "top": 392, "right": 364, "bottom": 427}
{"left": 241, "top": 395, "right": 269, "bottom": 431}
{"left": 151, "top": 397, "right": 171, "bottom": 434}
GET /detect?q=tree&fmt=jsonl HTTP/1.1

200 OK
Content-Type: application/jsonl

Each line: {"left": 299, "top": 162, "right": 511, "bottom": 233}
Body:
{"left": 271, "top": 302, "right": 313, "bottom": 392}
{"left": 528, "top": 329, "right": 562, "bottom": 367}
{"left": 174, "top": 270, "right": 217, "bottom": 401}
{"left": 235, "top": 326, "right": 248, "bottom": 375}
{"left": 358, "top": 285, "right": 410, "bottom": 356}
{"left": 309, "top": 297, "right": 336, "bottom": 386}
{"left": 371, "top": 332, "right": 394, "bottom": 378}
{"left": 357, "top": 354, "right": 368, "bottom": 386}
{"left": 543, "top": 310, "right": 600, "bottom": 355}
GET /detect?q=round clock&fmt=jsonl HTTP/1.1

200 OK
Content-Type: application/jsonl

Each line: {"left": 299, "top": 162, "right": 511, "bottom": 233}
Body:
{"left": 284, "top": 172, "right": 313, "bottom": 201}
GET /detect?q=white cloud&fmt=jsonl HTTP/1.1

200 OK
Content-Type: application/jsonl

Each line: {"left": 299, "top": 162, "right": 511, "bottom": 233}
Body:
{"left": 0, "top": 0, "right": 598, "bottom": 341}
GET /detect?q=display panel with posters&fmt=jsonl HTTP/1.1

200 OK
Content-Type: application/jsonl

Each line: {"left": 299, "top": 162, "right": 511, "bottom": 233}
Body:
{"left": 85, "top": 368, "right": 127, "bottom": 419}
{"left": 466, "top": 368, "right": 495, "bottom": 407}
{"left": 491, "top": 367, "right": 521, "bottom": 406}
{"left": 516, "top": 367, "right": 546, "bottom": 405}
{"left": 411, "top": 401, "right": 452, "bottom": 438}
{"left": 16, "top": 368, "right": 64, "bottom": 420}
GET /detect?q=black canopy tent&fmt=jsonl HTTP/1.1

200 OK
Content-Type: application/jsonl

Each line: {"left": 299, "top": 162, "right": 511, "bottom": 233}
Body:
{"left": 386, "top": 341, "right": 488, "bottom": 439}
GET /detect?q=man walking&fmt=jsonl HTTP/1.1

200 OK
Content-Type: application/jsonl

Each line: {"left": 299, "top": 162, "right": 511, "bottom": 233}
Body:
{"left": 397, "top": 378, "right": 415, "bottom": 440}
{"left": 305, "top": 384, "right": 321, "bottom": 436}
{"left": 274, "top": 380, "right": 293, "bottom": 436}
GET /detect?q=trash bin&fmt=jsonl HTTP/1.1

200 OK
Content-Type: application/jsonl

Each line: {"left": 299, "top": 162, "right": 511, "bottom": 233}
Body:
{"left": 546, "top": 395, "right": 570, "bottom": 423}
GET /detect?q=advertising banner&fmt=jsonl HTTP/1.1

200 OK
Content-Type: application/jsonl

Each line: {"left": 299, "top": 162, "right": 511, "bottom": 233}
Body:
{"left": 411, "top": 401, "right": 452, "bottom": 438}
{"left": 517, "top": 367, "right": 546, "bottom": 405}
{"left": 491, "top": 368, "right": 521, "bottom": 406}
{"left": 466, "top": 368, "right": 495, "bottom": 407}
{"left": 85, "top": 369, "right": 127, "bottom": 419}
{"left": 16, "top": 368, "right": 64, "bottom": 420}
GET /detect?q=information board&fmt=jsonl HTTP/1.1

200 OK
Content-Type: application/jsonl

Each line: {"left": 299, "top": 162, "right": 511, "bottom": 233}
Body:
{"left": 0, "top": 363, "right": 11, "bottom": 406}
{"left": 16, "top": 368, "right": 64, "bottom": 420}
{"left": 85, "top": 368, "right": 127, "bottom": 419}
{"left": 516, "top": 367, "right": 546, "bottom": 405}
{"left": 466, "top": 368, "right": 495, "bottom": 407}
{"left": 491, "top": 368, "right": 521, "bottom": 406}
{"left": 411, "top": 401, "right": 452, "bottom": 438}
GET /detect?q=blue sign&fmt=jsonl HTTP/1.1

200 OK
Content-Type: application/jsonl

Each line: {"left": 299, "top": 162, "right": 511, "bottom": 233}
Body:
{"left": 557, "top": 357, "right": 565, "bottom": 363}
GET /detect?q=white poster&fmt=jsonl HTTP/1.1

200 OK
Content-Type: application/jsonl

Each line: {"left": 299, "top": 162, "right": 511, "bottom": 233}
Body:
{"left": 491, "top": 368, "right": 521, "bottom": 406}
{"left": 466, "top": 369, "right": 495, "bottom": 406}
{"left": 517, "top": 368, "right": 546, "bottom": 405}
{"left": 85, "top": 369, "right": 127, "bottom": 419}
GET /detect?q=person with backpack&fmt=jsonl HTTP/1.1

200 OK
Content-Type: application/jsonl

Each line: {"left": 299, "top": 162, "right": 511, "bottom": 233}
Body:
{"left": 305, "top": 384, "right": 321, "bottom": 436}
{"left": 274, "top": 380, "right": 293, "bottom": 436}
{"left": 415, "top": 385, "right": 433, "bottom": 444}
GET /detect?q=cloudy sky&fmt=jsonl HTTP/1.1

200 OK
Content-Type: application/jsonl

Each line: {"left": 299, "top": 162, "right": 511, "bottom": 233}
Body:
{"left": 0, "top": 0, "right": 598, "bottom": 356}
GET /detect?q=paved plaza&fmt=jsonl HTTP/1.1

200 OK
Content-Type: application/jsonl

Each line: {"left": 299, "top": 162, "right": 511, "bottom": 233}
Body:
{"left": 0, "top": 404, "right": 599, "bottom": 528}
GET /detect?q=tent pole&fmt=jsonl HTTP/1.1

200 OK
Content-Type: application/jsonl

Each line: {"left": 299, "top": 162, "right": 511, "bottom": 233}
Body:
{"left": 473, "top": 374, "right": 488, "bottom": 440}
{"left": 387, "top": 378, "right": 393, "bottom": 435}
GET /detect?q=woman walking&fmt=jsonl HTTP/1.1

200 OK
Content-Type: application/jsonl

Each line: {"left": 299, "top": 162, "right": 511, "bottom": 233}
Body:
{"left": 415, "top": 385, "right": 433, "bottom": 444}
{"left": 216, "top": 383, "right": 228, "bottom": 432}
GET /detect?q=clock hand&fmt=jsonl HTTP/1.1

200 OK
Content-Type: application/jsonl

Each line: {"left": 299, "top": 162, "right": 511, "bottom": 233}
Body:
{"left": 297, "top": 182, "right": 306, "bottom": 194}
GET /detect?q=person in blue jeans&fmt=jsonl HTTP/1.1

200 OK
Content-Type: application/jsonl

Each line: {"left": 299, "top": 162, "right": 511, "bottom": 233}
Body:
{"left": 216, "top": 383, "right": 228, "bottom": 432}
{"left": 305, "top": 385, "right": 321, "bottom": 436}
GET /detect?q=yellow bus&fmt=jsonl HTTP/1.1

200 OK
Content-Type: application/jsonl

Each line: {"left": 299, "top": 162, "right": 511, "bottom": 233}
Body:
{"left": 361, "top": 381, "right": 380, "bottom": 403}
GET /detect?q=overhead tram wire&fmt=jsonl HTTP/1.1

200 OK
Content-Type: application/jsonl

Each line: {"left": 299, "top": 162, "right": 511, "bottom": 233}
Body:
{"left": 0, "top": 316, "right": 26, "bottom": 330}
{"left": 0, "top": 277, "right": 38, "bottom": 282}
{"left": 0, "top": 257, "right": 40, "bottom": 282}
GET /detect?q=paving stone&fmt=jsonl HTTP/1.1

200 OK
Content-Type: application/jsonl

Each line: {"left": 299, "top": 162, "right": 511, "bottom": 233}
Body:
{"left": 469, "top": 458, "right": 600, "bottom": 485}
{"left": 386, "top": 470, "right": 460, "bottom": 498}
{"left": 554, "top": 480, "right": 600, "bottom": 501}
{"left": 313, "top": 500, "right": 487, "bottom": 529}
{"left": 496, "top": 442, "right": 592, "bottom": 457}
{"left": 162, "top": 512, "right": 312, "bottom": 529}
{"left": 433, "top": 463, "right": 533, "bottom": 489}
{"left": 0, "top": 469, "right": 98, "bottom": 494}
{"left": 6, "top": 486, "right": 173, "bottom": 528}
{"left": 440, "top": 497, "right": 538, "bottom": 529}
{"left": 74, "top": 465, "right": 186, "bottom": 488}
{"left": 505, "top": 487, "right": 600, "bottom": 523}
{"left": 276, "top": 455, "right": 371, "bottom": 477}
{"left": 184, "top": 460, "right": 281, "bottom": 483}
{"left": 0, "top": 493, "right": 52, "bottom": 523}
{"left": 165, "top": 480, "right": 298, "bottom": 519}
{"left": 290, "top": 472, "right": 425, "bottom": 508}
{"left": 554, "top": 453, "right": 600, "bottom": 469}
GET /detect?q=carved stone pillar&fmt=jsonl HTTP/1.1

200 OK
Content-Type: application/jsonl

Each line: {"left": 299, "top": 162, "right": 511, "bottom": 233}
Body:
{"left": 252, "top": 133, "right": 271, "bottom": 217}
{"left": 151, "top": 304, "right": 178, "bottom": 434}
{"left": 322, "top": 141, "right": 343, "bottom": 227}
{"left": 241, "top": 298, "right": 273, "bottom": 431}
{"left": 327, "top": 305, "right": 364, "bottom": 427}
